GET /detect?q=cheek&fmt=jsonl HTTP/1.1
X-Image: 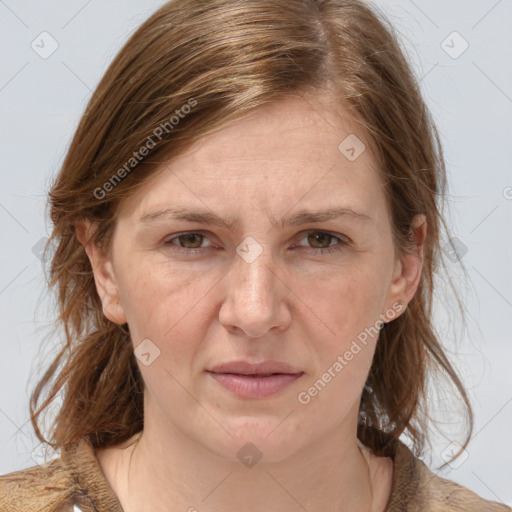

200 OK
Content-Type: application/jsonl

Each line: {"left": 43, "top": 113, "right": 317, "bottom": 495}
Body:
{"left": 295, "top": 272, "right": 382, "bottom": 415}
{"left": 116, "top": 257, "right": 220, "bottom": 348}
{"left": 314, "top": 264, "right": 388, "bottom": 336}
{"left": 300, "top": 262, "right": 389, "bottom": 390}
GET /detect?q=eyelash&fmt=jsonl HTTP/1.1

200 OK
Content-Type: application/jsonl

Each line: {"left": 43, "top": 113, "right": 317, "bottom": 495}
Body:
{"left": 162, "top": 230, "right": 349, "bottom": 256}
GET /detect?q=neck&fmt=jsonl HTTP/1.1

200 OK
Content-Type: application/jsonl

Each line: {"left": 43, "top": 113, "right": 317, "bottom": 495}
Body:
{"left": 97, "top": 400, "right": 392, "bottom": 512}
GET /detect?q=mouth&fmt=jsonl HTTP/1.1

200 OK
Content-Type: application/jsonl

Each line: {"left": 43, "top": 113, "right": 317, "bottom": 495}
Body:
{"left": 220, "top": 373, "right": 288, "bottom": 377}
{"left": 206, "top": 369, "right": 304, "bottom": 398}
{"left": 207, "top": 360, "right": 302, "bottom": 376}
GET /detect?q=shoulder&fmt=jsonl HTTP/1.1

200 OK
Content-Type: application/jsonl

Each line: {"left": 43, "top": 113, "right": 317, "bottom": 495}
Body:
{"left": 387, "top": 438, "right": 512, "bottom": 511}
{"left": 0, "top": 456, "right": 76, "bottom": 512}
{"left": 0, "top": 437, "right": 125, "bottom": 512}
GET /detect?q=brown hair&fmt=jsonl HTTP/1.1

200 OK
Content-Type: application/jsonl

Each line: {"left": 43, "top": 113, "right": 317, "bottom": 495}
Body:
{"left": 31, "top": 0, "right": 473, "bottom": 463}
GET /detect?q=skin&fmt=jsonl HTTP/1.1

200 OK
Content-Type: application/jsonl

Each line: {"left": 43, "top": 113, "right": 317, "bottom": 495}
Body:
{"left": 78, "top": 92, "right": 426, "bottom": 512}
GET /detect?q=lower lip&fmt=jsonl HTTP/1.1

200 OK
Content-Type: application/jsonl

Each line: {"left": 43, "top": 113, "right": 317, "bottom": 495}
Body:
{"left": 207, "top": 372, "right": 304, "bottom": 398}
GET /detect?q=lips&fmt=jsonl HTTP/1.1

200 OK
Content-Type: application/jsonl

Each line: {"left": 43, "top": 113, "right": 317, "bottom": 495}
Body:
{"left": 206, "top": 360, "right": 304, "bottom": 398}
{"left": 208, "top": 360, "right": 302, "bottom": 376}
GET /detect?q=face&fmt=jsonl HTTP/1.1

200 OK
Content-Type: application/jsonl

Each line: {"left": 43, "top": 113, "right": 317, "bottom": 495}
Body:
{"left": 84, "top": 93, "right": 424, "bottom": 463}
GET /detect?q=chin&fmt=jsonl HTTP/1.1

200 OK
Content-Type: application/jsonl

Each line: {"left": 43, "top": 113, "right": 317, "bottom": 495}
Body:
{"left": 203, "top": 417, "right": 307, "bottom": 465}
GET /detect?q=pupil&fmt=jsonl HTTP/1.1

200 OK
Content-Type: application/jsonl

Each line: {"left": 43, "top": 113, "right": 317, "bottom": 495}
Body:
{"left": 182, "top": 234, "right": 202, "bottom": 248}
{"left": 309, "top": 233, "right": 329, "bottom": 248}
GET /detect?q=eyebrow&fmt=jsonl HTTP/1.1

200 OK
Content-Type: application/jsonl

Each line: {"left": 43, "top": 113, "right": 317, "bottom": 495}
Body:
{"left": 139, "top": 206, "right": 372, "bottom": 228}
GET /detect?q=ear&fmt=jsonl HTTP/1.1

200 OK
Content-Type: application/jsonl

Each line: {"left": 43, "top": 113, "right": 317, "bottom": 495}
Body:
{"left": 75, "top": 219, "right": 127, "bottom": 325}
{"left": 382, "top": 214, "right": 427, "bottom": 321}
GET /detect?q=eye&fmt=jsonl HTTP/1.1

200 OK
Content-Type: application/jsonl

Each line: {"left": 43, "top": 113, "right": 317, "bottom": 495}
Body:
{"left": 295, "top": 231, "right": 349, "bottom": 255}
{"left": 162, "top": 230, "right": 349, "bottom": 256}
{"left": 163, "top": 232, "right": 212, "bottom": 253}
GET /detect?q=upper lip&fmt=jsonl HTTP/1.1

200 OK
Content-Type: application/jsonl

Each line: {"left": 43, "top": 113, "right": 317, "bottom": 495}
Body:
{"left": 208, "top": 360, "right": 303, "bottom": 375}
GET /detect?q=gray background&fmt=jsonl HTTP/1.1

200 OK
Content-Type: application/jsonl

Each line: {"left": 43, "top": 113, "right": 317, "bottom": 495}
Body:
{"left": 0, "top": 0, "right": 511, "bottom": 506}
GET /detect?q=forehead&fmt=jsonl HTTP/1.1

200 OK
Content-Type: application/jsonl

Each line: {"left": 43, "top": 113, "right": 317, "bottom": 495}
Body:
{"left": 182, "top": 93, "right": 376, "bottom": 170}
{"left": 118, "top": 93, "right": 386, "bottom": 220}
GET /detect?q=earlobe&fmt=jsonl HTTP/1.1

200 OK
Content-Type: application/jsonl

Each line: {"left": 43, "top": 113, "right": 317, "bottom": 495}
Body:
{"left": 383, "top": 214, "right": 427, "bottom": 319}
{"left": 76, "top": 219, "right": 128, "bottom": 325}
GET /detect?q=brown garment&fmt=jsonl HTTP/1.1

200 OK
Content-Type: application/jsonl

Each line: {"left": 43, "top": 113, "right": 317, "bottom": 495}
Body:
{"left": 0, "top": 433, "right": 510, "bottom": 512}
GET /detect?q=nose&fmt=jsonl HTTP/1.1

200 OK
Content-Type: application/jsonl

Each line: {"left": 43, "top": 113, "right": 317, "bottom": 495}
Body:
{"left": 218, "top": 245, "right": 291, "bottom": 338}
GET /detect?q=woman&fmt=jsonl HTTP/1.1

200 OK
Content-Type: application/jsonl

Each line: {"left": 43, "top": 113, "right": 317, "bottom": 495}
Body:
{"left": 0, "top": 0, "right": 509, "bottom": 511}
